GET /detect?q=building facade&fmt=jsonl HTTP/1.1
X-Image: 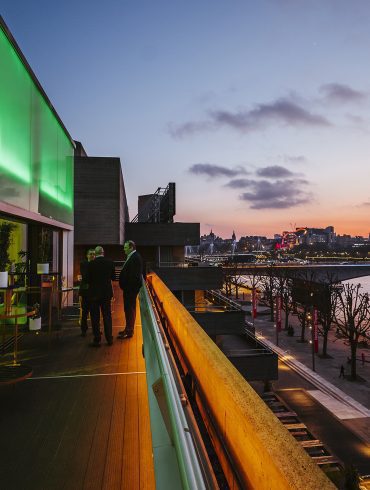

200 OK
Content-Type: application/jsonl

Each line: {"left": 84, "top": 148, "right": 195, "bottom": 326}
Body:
{"left": 0, "top": 17, "right": 74, "bottom": 294}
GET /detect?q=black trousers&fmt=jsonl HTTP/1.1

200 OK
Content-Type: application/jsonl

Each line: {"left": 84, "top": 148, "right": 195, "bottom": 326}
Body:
{"left": 90, "top": 298, "right": 113, "bottom": 343}
{"left": 80, "top": 296, "right": 91, "bottom": 332}
{"left": 123, "top": 291, "right": 138, "bottom": 335}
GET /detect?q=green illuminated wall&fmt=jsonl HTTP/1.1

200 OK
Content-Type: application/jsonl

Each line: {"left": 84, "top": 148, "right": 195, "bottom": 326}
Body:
{"left": 0, "top": 24, "right": 74, "bottom": 225}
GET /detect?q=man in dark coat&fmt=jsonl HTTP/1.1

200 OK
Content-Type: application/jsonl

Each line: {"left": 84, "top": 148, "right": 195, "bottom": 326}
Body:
{"left": 118, "top": 240, "right": 143, "bottom": 339}
{"left": 78, "top": 248, "right": 95, "bottom": 336}
{"left": 87, "top": 245, "right": 116, "bottom": 346}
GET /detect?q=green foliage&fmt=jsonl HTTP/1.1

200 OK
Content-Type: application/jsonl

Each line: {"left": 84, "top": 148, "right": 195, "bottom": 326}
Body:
{"left": 0, "top": 221, "right": 16, "bottom": 271}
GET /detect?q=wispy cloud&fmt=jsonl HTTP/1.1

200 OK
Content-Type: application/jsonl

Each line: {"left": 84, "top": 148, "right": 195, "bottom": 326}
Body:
{"left": 281, "top": 154, "right": 307, "bottom": 165}
{"left": 211, "top": 99, "right": 330, "bottom": 129}
{"left": 359, "top": 200, "right": 370, "bottom": 207}
{"left": 168, "top": 121, "right": 216, "bottom": 138}
{"left": 240, "top": 179, "right": 311, "bottom": 209}
{"left": 188, "top": 163, "right": 247, "bottom": 178}
{"left": 319, "top": 83, "right": 367, "bottom": 103}
{"left": 256, "top": 165, "right": 295, "bottom": 178}
{"left": 225, "top": 178, "right": 253, "bottom": 188}
{"left": 170, "top": 97, "right": 331, "bottom": 138}
{"left": 225, "top": 178, "right": 312, "bottom": 209}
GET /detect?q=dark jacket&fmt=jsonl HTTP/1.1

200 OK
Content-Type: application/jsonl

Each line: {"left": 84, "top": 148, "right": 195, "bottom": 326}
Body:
{"left": 79, "top": 260, "right": 90, "bottom": 298}
{"left": 87, "top": 256, "right": 115, "bottom": 300}
{"left": 119, "top": 251, "right": 143, "bottom": 293}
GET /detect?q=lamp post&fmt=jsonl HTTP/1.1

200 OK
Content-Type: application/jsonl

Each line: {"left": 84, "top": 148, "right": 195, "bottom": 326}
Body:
{"left": 275, "top": 295, "right": 282, "bottom": 346}
{"left": 308, "top": 306, "right": 315, "bottom": 372}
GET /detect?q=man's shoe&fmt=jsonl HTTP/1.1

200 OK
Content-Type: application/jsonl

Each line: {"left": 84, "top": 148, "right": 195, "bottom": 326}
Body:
{"left": 118, "top": 329, "right": 126, "bottom": 335}
{"left": 117, "top": 331, "right": 133, "bottom": 340}
{"left": 80, "top": 331, "right": 87, "bottom": 337}
{"left": 89, "top": 341, "right": 101, "bottom": 348}
{"left": 107, "top": 339, "right": 113, "bottom": 346}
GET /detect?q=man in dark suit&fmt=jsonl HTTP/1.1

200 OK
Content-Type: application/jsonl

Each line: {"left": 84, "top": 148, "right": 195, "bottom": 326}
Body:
{"left": 87, "top": 245, "right": 116, "bottom": 346}
{"left": 118, "top": 240, "right": 143, "bottom": 339}
{"left": 78, "top": 248, "right": 95, "bottom": 337}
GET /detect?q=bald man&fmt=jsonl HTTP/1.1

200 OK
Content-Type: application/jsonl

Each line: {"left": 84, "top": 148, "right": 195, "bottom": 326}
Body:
{"left": 87, "top": 245, "right": 115, "bottom": 346}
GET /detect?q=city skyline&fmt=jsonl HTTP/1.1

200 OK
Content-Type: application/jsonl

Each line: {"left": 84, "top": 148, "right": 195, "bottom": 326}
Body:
{"left": 2, "top": 1, "right": 370, "bottom": 238}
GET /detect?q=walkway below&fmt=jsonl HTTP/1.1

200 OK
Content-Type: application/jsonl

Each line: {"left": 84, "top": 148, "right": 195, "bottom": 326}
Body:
{"left": 0, "top": 289, "right": 155, "bottom": 490}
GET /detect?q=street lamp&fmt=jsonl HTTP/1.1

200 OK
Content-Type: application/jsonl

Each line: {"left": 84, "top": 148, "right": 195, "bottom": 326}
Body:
{"left": 307, "top": 305, "right": 315, "bottom": 372}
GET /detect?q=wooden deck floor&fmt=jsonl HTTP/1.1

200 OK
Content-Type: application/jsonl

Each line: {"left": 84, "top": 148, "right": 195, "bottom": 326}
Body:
{"left": 0, "top": 286, "right": 155, "bottom": 490}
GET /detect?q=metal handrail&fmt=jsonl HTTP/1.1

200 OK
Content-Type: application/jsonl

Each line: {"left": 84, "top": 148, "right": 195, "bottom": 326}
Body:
{"left": 140, "top": 282, "right": 207, "bottom": 490}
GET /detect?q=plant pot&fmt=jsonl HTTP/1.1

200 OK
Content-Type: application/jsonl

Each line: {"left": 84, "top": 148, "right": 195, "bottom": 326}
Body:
{"left": 37, "top": 263, "right": 49, "bottom": 274}
{"left": 0, "top": 271, "right": 8, "bottom": 288}
{"left": 29, "top": 317, "right": 41, "bottom": 331}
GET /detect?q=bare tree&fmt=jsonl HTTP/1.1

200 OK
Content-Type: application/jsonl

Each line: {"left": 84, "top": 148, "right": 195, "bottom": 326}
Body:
{"left": 297, "top": 304, "right": 310, "bottom": 342}
{"left": 317, "top": 282, "right": 338, "bottom": 357}
{"left": 259, "top": 266, "right": 279, "bottom": 322}
{"left": 222, "top": 265, "right": 240, "bottom": 298}
{"left": 333, "top": 283, "right": 370, "bottom": 380}
{"left": 245, "top": 267, "right": 262, "bottom": 319}
{"left": 275, "top": 270, "right": 292, "bottom": 330}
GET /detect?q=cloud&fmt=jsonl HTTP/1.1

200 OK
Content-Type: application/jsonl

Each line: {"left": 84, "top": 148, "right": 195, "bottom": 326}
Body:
{"left": 188, "top": 163, "right": 247, "bottom": 178}
{"left": 319, "top": 83, "right": 367, "bottom": 103}
{"left": 225, "top": 178, "right": 253, "bottom": 188}
{"left": 169, "top": 97, "right": 331, "bottom": 137}
{"left": 168, "top": 121, "right": 216, "bottom": 138}
{"left": 236, "top": 178, "right": 312, "bottom": 209}
{"left": 256, "top": 165, "right": 295, "bottom": 178}
{"left": 281, "top": 154, "right": 307, "bottom": 164}
{"left": 211, "top": 99, "right": 330, "bottom": 129}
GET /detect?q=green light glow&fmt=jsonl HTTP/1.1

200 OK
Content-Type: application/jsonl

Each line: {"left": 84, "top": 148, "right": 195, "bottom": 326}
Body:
{"left": 40, "top": 181, "right": 73, "bottom": 209}
{"left": 0, "top": 24, "right": 74, "bottom": 223}
{"left": 0, "top": 148, "right": 31, "bottom": 183}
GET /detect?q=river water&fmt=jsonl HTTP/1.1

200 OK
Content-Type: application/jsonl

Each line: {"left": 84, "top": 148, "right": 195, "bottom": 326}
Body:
{"left": 345, "top": 275, "right": 370, "bottom": 295}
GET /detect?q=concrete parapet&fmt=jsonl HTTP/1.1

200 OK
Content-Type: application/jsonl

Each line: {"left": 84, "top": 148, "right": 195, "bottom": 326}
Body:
{"left": 149, "top": 273, "right": 335, "bottom": 490}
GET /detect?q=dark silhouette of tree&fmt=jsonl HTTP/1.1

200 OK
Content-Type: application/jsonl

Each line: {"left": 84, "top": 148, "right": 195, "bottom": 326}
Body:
{"left": 333, "top": 283, "right": 370, "bottom": 380}
{"left": 316, "top": 274, "right": 340, "bottom": 357}
{"left": 244, "top": 267, "right": 262, "bottom": 320}
{"left": 297, "top": 304, "right": 309, "bottom": 342}
{"left": 275, "top": 270, "right": 292, "bottom": 330}
{"left": 259, "top": 266, "right": 279, "bottom": 322}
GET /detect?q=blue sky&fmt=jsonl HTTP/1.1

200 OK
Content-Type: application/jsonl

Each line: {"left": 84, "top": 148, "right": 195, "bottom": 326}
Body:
{"left": 2, "top": 1, "right": 370, "bottom": 237}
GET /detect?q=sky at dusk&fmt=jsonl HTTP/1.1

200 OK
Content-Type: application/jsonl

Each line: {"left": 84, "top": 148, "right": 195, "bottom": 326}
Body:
{"left": 2, "top": 1, "right": 370, "bottom": 238}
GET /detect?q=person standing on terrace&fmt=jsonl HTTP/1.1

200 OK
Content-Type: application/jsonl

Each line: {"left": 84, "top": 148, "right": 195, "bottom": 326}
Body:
{"left": 78, "top": 248, "right": 95, "bottom": 337}
{"left": 87, "top": 246, "right": 115, "bottom": 347}
{"left": 118, "top": 240, "right": 143, "bottom": 339}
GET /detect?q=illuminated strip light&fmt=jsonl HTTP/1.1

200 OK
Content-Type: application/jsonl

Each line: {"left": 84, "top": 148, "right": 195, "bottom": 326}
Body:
{"left": 40, "top": 180, "right": 73, "bottom": 208}
{"left": 29, "top": 371, "right": 146, "bottom": 380}
{"left": 0, "top": 155, "right": 31, "bottom": 183}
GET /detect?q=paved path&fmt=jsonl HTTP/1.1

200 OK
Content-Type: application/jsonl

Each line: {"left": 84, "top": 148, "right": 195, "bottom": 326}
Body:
{"left": 244, "top": 303, "right": 370, "bottom": 447}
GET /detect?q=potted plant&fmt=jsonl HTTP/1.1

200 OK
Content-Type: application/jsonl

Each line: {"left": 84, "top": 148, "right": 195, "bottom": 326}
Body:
{"left": 29, "top": 303, "right": 41, "bottom": 331}
{"left": 0, "top": 221, "right": 16, "bottom": 287}
{"left": 14, "top": 250, "right": 28, "bottom": 286}
{"left": 37, "top": 228, "right": 51, "bottom": 274}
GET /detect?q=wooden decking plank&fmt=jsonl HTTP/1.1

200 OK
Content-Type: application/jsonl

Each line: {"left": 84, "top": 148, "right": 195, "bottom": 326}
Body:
{"left": 101, "top": 336, "right": 130, "bottom": 490}
{"left": 275, "top": 411, "right": 297, "bottom": 418}
{"left": 82, "top": 374, "right": 118, "bottom": 490}
{"left": 122, "top": 373, "right": 140, "bottom": 489}
{"left": 101, "top": 375, "right": 129, "bottom": 490}
{"left": 44, "top": 377, "right": 111, "bottom": 490}
{"left": 22, "top": 380, "right": 83, "bottom": 485}
{"left": 300, "top": 439, "right": 323, "bottom": 448}
{"left": 121, "top": 308, "right": 141, "bottom": 489}
{"left": 136, "top": 308, "right": 155, "bottom": 489}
